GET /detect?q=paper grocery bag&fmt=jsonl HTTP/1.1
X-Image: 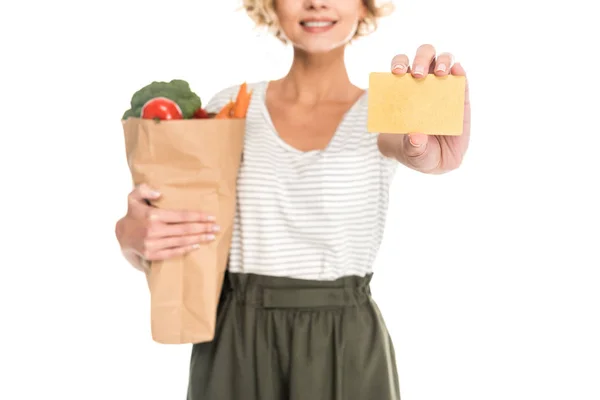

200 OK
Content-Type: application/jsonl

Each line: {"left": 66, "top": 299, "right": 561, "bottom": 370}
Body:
{"left": 122, "top": 117, "right": 245, "bottom": 344}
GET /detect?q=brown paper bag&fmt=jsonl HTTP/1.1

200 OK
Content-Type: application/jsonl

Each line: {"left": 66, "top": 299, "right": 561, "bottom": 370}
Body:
{"left": 122, "top": 117, "right": 245, "bottom": 344}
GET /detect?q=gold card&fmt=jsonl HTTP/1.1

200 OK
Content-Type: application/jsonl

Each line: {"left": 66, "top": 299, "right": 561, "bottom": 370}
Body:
{"left": 367, "top": 72, "right": 466, "bottom": 135}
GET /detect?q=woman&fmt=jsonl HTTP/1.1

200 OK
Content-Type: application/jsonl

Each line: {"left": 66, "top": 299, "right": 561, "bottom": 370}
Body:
{"left": 115, "top": 0, "right": 471, "bottom": 399}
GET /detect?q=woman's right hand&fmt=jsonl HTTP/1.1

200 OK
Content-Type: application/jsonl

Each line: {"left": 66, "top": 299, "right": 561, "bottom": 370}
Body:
{"left": 115, "top": 184, "right": 220, "bottom": 262}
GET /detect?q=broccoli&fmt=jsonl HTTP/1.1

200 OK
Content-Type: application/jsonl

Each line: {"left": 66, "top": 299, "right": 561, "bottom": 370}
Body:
{"left": 122, "top": 79, "right": 202, "bottom": 120}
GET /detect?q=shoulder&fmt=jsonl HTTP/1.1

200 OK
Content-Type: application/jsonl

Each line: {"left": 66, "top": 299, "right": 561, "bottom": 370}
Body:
{"left": 204, "top": 81, "right": 266, "bottom": 113}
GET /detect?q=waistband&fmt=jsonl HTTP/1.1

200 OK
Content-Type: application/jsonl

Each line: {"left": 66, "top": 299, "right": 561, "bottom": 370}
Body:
{"left": 222, "top": 272, "right": 372, "bottom": 309}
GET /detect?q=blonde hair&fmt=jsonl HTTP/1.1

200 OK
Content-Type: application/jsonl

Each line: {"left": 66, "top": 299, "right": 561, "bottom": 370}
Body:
{"left": 243, "top": 0, "right": 395, "bottom": 43}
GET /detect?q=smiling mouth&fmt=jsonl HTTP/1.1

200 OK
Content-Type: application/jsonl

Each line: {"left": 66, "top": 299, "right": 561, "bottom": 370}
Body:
{"left": 300, "top": 20, "right": 337, "bottom": 28}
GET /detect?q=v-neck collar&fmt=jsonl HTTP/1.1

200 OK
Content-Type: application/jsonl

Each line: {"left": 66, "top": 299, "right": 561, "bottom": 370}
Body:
{"left": 258, "top": 81, "right": 367, "bottom": 155}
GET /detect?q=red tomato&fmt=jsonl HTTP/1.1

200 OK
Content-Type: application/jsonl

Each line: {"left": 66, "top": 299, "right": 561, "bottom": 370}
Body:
{"left": 193, "top": 108, "right": 210, "bottom": 119}
{"left": 141, "top": 97, "right": 183, "bottom": 120}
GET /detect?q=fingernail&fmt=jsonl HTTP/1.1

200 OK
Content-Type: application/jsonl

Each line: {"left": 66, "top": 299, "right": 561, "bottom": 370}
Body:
{"left": 207, "top": 215, "right": 216, "bottom": 222}
{"left": 212, "top": 224, "right": 220, "bottom": 232}
{"left": 392, "top": 64, "right": 406, "bottom": 73}
{"left": 192, "top": 244, "right": 201, "bottom": 249}
{"left": 408, "top": 136, "right": 424, "bottom": 147}
{"left": 413, "top": 65, "right": 425, "bottom": 76}
{"left": 436, "top": 63, "right": 447, "bottom": 72}
{"left": 204, "top": 234, "right": 216, "bottom": 241}
{"left": 149, "top": 190, "right": 161, "bottom": 197}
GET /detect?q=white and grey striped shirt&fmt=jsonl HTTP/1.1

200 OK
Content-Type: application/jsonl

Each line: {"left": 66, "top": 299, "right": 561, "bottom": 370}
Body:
{"left": 205, "top": 81, "right": 397, "bottom": 281}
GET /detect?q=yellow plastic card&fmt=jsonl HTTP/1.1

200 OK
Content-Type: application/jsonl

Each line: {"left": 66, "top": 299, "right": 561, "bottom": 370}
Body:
{"left": 367, "top": 72, "right": 466, "bottom": 136}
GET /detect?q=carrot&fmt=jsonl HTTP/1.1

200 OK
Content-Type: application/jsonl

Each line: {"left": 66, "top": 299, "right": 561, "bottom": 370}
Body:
{"left": 231, "top": 82, "right": 252, "bottom": 118}
{"left": 215, "top": 100, "right": 234, "bottom": 119}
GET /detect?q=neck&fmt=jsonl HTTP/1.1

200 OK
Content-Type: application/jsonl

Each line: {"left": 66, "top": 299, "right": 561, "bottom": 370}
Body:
{"left": 279, "top": 46, "right": 353, "bottom": 104}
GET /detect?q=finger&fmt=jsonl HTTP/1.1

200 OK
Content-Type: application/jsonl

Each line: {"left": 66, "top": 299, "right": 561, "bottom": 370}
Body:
{"left": 434, "top": 52, "right": 454, "bottom": 76}
{"left": 406, "top": 133, "right": 429, "bottom": 152}
{"left": 143, "top": 243, "right": 202, "bottom": 262}
{"left": 403, "top": 134, "right": 442, "bottom": 172}
{"left": 450, "top": 61, "right": 466, "bottom": 76}
{"left": 390, "top": 54, "right": 410, "bottom": 75}
{"left": 129, "top": 184, "right": 161, "bottom": 202}
{"left": 146, "top": 208, "right": 216, "bottom": 224}
{"left": 452, "top": 62, "right": 470, "bottom": 124}
{"left": 451, "top": 62, "right": 469, "bottom": 106}
{"left": 151, "top": 221, "right": 221, "bottom": 238}
{"left": 412, "top": 44, "right": 436, "bottom": 78}
{"left": 144, "top": 233, "right": 216, "bottom": 253}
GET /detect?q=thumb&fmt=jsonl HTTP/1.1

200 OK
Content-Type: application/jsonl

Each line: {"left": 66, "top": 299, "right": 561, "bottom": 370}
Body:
{"left": 404, "top": 133, "right": 428, "bottom": 156}
{"left": 130, "top": 184, "right": 161, "bottom": 203}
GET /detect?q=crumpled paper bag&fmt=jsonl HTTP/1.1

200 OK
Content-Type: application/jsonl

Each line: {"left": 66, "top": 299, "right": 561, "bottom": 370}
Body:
{"left": 122, "top": 117, "right": 244, "bottom": 344}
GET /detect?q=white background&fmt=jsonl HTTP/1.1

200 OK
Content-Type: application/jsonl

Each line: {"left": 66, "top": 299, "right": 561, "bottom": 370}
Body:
{"left": 1, "top": 0, "right": 599, "bottom": 399}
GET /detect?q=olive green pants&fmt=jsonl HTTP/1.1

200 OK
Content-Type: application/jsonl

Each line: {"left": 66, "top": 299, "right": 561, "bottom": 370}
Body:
{"left": 187, "top": 272, "right": 401, "bottom": 400}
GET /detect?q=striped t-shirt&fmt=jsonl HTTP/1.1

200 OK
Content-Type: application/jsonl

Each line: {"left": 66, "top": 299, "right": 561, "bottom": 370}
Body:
{"left": 205, "top": 81, "right": 398, "bottom": 281}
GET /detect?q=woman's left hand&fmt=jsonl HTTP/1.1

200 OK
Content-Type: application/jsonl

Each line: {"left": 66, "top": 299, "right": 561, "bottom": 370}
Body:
{"left": 383, "top": 44, "right": 471, "bottom": 174}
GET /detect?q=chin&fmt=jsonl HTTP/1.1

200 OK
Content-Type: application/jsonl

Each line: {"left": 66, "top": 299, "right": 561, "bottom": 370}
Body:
{"left": 294, "top": 40, "right": 347, "bottom": 54}
{"left": 285, "top": 21, "right": 358, "bottom": 55}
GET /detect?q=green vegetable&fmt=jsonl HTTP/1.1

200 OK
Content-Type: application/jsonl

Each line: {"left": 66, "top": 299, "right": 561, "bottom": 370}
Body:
{"left": 122, "top": 79, "right": 202, "bottom": 120}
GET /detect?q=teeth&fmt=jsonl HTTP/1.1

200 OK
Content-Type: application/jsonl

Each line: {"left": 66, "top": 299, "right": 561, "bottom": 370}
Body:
{"left": 302, "top": 21, "right": 334, "bottom": 28}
